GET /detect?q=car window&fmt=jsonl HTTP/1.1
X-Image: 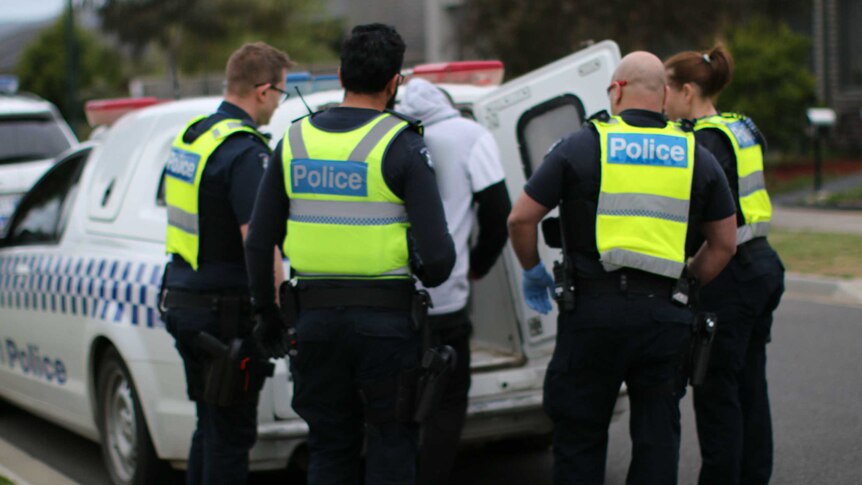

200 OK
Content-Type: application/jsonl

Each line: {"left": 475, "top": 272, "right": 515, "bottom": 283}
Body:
{"left": 0, "top": 115, "right": 72, "bottom": 164}
{"left": 4, "top": 149, "right": 89, "bottom": 246}
{"left": 516, "top": 94, "right": 585, "bottom": 177}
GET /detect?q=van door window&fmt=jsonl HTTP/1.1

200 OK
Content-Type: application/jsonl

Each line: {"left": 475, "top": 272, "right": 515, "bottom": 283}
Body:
{"left": 516, "top": 94, "right": 585, "bottom": 177}
{"left": 4, "top": 150, "right": 89, "bottom": 245}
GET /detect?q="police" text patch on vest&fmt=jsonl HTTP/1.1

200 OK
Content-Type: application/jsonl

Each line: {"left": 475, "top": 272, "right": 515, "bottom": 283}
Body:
{"left": 166, "top": 148, "right": 202, "bottom": 184}
{"left": 607, "top": 133, "right": 688, "bottom": 168}
{"left": 291, "top": 159, "right": 368, "bottom": 196}
{"left": 727, "top": 120, "right": 758, "bottom": 149}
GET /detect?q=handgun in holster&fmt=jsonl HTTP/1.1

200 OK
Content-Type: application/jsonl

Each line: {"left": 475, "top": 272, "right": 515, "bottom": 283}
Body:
{"left": 395, "top": 290, "right": 458, "bottom": 424}
{"left": 194, "top": 332, "right": 274, "bottom": 407}
{"left": 278, "top": 282, "right": 300, "bottom": 357}
{"left": 689, "top": 312, "right": 717, "bottom": 386}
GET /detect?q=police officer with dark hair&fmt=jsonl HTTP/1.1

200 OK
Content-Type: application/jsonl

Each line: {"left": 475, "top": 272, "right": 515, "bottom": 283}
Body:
{"left": 508, "top": 51, "right": 738, "bottom": 485}
{"left": 161, "top": 42, "right": 294, "bottom": 485}
{"left": 245, "top": 24, "right": 455, "bottom": 484}
{"left": 665, "top": 45, "right": 785, "bottom": 485}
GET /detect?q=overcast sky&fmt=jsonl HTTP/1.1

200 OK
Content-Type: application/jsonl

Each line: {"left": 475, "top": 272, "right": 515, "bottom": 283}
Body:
{"left": 0, "top": 0, "right": 64, "bottom": 23}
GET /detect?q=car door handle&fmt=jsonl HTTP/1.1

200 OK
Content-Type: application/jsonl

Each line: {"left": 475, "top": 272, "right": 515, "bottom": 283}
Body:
{"left": 15, "top": 264, "right": 30, "bottom": 276}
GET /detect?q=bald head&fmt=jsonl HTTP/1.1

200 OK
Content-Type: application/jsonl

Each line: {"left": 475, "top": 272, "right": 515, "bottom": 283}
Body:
{"left": 609, "top": 51, "right": 667, "bottom": 114}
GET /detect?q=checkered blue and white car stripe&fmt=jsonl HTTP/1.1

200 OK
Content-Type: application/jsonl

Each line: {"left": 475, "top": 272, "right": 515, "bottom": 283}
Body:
{"left": 0, "top": 254, "right": 164, "bottom": 328}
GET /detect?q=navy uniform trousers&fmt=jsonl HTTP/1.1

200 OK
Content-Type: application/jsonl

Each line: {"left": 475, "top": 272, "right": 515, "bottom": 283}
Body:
{"left": 543, "top": 291, "right": 693, "bottom": 485}
{"left": 694, "top": 241, "right": 784, "bottom": 485}
{"left": 166, "top": 306, "right": 259, "bottom": 485}
{"left": 290, "top": 306, "right": 421, "bottom": 485}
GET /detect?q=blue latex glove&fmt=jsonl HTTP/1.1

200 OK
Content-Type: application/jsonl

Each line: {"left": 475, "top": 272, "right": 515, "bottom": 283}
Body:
{"left": 522, "top": 261, "right": 555, "bottom": 314}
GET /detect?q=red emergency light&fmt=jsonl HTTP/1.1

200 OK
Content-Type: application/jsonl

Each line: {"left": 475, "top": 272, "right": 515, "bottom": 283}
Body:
{"left": 85, "top": 97, "right": 167, "bottom": 127}
{"left": 409, "top": 60, "right": 505, "bottom": 86}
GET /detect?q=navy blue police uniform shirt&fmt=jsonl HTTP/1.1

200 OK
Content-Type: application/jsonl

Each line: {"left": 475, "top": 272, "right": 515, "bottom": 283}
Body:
{"left": 166, "top": 101, "right": 270, "bottom": 292}
{"left": 524, "top": 109, "right": 736, "bottom": 278}
{"left": 245, "top": 107, "right": 455, "bottom": 308}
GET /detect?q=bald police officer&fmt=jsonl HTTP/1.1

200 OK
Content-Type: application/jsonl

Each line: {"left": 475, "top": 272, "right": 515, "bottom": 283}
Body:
{"left": 508, "top": 51, "right": 738, "bottom": 485}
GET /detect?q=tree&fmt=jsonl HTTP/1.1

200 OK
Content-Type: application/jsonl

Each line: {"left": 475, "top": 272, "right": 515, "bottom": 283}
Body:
{"left": 96, "top": 0, "right": 341, "bottom": 95}
{"left": 16, "top": 16, "right": 126, "bottom": 130}
{"left": 720, "top": 17, "right": 816, "bottom": 154}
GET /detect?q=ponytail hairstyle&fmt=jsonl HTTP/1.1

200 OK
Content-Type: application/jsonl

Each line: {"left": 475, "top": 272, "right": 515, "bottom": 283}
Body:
{"left": 664, "top": 44, "right": 734, "bottom": 99}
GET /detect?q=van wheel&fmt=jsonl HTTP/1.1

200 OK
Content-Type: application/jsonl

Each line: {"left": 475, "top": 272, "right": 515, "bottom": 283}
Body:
{"left": 97, "top": 347, "right": 168, "bottom": 485}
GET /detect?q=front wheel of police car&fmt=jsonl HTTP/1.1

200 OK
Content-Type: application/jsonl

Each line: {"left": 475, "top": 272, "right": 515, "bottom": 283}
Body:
{"left": 97, "top": 348, "right": 169, "bottom": 485}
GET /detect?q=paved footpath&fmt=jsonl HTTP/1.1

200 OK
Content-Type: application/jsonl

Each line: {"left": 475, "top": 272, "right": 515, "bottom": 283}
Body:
{"left": 772, "top": 206, "right": 862, "bottom": 235}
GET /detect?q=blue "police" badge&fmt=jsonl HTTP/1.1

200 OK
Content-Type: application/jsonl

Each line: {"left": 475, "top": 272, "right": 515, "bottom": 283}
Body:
{"left": 727, "top": 120, "right": 758, "bottom": 149}
{"left": 291, "top": 159, "right": 368, "bottom": 196}
{"left": 607, "top": 133, "right": 688, "bottom": 168}
{"left": 166, "top": 148, "right": 201, "bottom": 183}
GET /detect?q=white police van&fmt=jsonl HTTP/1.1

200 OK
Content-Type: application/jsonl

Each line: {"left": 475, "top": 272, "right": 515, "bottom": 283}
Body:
{"left": 0, "top": 76, "right": 78, "bottom": 236}
{"left": 0, "top": 41, "right": 623, "bottom": 483}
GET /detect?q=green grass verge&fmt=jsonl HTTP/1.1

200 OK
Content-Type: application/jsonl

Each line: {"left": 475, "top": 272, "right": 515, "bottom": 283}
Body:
{"left": 0, "top": 475, "right": 13, "bottom": 485}
{"left": 769, "top": 229, "right": 862, "bottom": 279}
{"left": 826, "top": 185, "right": 862, "bottom": 204}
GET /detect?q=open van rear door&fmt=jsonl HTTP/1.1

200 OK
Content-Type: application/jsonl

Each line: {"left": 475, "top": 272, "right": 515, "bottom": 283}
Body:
{"left": 472, "top": 40, "right": 621, "bottom": 359}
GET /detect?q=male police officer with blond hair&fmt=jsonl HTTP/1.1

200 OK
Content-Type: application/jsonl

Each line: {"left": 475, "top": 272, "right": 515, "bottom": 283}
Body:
{"left": 245, "top": 24, "right": 455, "bottom": 484}
{"left": 508, "top": 51, "right": 738, "bottom": 484}
{"left": 162, "top": 42, "right": 293, "bottom": 485}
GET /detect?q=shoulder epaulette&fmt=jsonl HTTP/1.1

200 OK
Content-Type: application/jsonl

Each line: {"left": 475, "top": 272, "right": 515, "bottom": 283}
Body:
{"left": 386, "top": 109, "right": 424, "bottom": 135}
{"left": 678, "top": 118, "right": 695, "bottom": 132}
{"left": 587, "top": 110, "right": 611, "bottom": 123}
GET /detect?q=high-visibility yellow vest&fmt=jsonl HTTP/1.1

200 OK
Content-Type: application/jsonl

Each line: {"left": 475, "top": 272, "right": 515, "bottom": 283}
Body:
{"left": 282, "top": 112, "right": 412, "bottom": 279}
{"left": 165, "top": 117, "right": 267, "bottom": 270}
{"left": 592, "top": 116, "right": 696, "bottom": 279}
{"left": 696, "top": 113, "right": 771, "bottom": 244}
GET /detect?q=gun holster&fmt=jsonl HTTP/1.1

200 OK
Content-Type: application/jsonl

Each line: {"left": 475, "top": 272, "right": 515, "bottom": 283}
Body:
{"left": 413, "top": 345, "right": 456, "bottom": 423}
{"left": 689, "top": 312, "right": 717, "bottom": 386}
{"left": 195, "top": 332, "right": 274, "bottom": 407}
{"left": 278, "top": 282, "right": 299, "bottom": 357}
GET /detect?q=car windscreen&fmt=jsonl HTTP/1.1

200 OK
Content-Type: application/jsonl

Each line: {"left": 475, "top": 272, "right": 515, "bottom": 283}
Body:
{"left": 0, "top": 114, "right": 72, "bottom": 164}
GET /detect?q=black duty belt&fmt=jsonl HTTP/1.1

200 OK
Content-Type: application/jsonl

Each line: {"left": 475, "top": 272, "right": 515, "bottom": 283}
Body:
{"left": 297, "top": 287, "right": 414, "bottom": 311}
{"left": 577, "top": 271, "right": 675, "bottom": 297}
{"left": 162, "top": 290, "right": 251, "bottom": 312}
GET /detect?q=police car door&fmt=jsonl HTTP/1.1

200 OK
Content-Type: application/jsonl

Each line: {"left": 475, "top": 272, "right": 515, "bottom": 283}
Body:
{"left": 472, "top": 40, "right": 620, "bottom": 359}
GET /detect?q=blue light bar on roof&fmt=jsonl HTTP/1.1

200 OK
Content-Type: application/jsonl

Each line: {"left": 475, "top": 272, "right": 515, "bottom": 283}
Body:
{"left": 313, "top": 74, "right": 340, "bottom": 92}
{"left": 0, "top": 75, "right": 19, "bottom": 94}
{"left": 286, "top": 72, "right": 313, "bottom": 95}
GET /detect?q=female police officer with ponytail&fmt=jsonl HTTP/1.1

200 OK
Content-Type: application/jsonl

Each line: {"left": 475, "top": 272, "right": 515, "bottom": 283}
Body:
{"left": 664, "top": 45, "right": 785, "bottom": 485}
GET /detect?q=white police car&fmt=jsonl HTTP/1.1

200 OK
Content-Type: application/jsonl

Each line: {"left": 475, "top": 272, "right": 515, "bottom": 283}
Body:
{"left": 0, "top": 41, "right": 623, "bottom": 483}
{"left": 0, "top": 76, "right": 78, "bottom": 236}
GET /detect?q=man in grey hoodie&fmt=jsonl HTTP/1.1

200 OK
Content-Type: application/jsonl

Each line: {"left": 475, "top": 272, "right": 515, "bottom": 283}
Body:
{"left": 399, "top": 78, "right": 512, "bottom": 484}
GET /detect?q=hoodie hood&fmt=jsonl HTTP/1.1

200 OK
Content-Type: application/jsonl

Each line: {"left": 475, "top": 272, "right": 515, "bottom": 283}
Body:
{"left": 399, "top": 78, "right": 460, "bottom": 127}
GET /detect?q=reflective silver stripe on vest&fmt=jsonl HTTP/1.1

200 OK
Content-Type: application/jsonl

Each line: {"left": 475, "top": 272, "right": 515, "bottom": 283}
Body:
{"left": 601, "top": 249, "right": 685, "bottom": 279}
{"left": 347, "top": 115, "right": 405, "bottom": 161}
{"left": 289, "top": 122, "right": 308, "bottom": 159}
{"left": 736, "top": 222, "right": 770, "bottom": 245}
{"left": 738, "top": 171, "right": 766, "bottom": 197}
{"left": 296, "top": 267, "right": 412, "bottom": 278}
{"left": 290, "top": 199, "right": 407, "bottom": 218}
{"left": 167, "top": 205, "right": 199, "bottom": 235}
{"left": 597, "top": 193, "right": 690, "bottom": 223}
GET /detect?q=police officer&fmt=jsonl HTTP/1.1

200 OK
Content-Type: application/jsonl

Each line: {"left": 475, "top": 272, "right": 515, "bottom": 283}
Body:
{"left": 507, "top": 51, "right": 738, "bottom": 485}
{"left": 161, "top": 42, "right": 293, "bottom": 485}
{"left": 399, "top": 77, "right": 511, "bottom": 484}
{"left": 664, "top": 45, "right": 785, "bottom": 485}
{"left": 244, "top": 24, "right": 455, "bottom": 484}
